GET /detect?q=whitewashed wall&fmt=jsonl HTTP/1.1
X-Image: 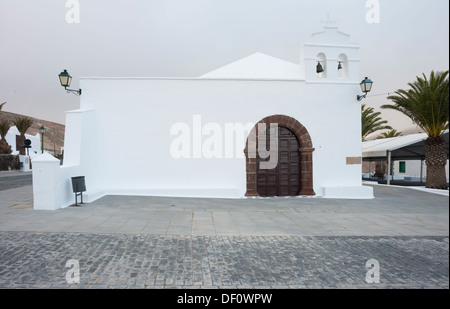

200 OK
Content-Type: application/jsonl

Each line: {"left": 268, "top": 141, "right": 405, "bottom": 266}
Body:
{"left": 59, "top": 76, "right": 371, "bottom": 203}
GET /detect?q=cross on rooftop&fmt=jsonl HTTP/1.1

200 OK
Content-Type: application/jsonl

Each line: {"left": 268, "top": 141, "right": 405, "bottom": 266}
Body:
{"left": 321, "top": 13, "right": 337, "bottom": 27}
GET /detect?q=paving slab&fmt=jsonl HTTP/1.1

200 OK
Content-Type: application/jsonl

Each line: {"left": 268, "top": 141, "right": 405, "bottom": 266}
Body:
{"left": 0, "top": 184, "right": 448, "bottom": 236}
{"left": 0, "top": 181, "right": 448, "bottom": 289}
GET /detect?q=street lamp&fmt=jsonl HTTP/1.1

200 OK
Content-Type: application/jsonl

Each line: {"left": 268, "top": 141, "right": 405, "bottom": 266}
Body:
{"left": 58, "top": 69, "right": 82, "bottom": 95}
{"left": 40, "top": 125, "right": 46, "bottom": 154}
{"left": 357, "top": 77, "right": 373, "bottom": 101}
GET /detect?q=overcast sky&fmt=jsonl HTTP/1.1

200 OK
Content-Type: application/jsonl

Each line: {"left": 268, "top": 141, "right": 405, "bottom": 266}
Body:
{"left": 0, "top": 0, "right": 448, "bottom": 130}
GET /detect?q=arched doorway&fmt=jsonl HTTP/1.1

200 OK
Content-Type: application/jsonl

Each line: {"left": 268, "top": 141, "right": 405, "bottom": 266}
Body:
{"left": 257, "top": 126, "right": 300, "bottom": 196}
{"left": 244, "top": 115, "right": 315, "bottom": 197}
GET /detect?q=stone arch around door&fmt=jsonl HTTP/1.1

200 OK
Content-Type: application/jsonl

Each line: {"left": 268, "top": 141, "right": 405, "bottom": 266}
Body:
{"left": 244, "top": 115, "right": 315, "bottom": 197}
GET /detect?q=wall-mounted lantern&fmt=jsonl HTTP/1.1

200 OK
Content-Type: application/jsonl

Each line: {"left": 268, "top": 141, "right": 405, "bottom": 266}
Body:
{"left": 58, "top": 69, "right": 82, "bottom": 95}
{"left": 357, "top": 77, "right": 373, "bottom": 101}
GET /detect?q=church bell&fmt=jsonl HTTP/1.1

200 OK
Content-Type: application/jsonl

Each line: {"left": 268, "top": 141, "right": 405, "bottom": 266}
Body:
{"left": 316, "top": 62, "right": 324, "bottom": 73}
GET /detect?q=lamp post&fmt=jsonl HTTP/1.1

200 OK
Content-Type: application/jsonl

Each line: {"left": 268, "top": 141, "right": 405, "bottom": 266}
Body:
{"left": 58, "top": 70, "right": 82, "bottom": 95}
{"left": 40, "top": 125, "right": 46, "bottom": 154}
{"left": 357, "top": 77, "right": 373, "bottom": 101}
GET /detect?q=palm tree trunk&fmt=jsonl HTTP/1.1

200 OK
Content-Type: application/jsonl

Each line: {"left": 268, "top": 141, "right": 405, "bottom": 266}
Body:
{"left": 16, "top": 134, "right": 25, "bottom": 155}
{"left": 425, "top": 136, "right": 448, "bottom": 189}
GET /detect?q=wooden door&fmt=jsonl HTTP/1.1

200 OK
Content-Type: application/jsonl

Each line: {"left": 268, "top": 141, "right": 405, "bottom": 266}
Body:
{"left": 257, "top": 126, "right": 300, "bottom": 197}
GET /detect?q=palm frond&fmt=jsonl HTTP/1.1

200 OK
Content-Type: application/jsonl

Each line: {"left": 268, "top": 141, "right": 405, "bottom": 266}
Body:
{"left": 13, "top": 116, "right": 34, "bottom": 136}
{"left": 382, "top": 70, "right": 449, "bottom": 138}
{"left": 361, "top": 104, "right": 392, "bottom": 140}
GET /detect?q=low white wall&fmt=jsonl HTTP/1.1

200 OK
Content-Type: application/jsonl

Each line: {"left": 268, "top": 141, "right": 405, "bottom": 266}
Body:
{"left": 32, "top": 108, "right": 96, "bottom": 210}
{"left": 32, "top": 154, "right": 79, "bottom": 210}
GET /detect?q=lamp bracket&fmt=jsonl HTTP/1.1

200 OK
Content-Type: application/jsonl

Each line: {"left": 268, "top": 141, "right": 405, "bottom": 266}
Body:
{"left": 65, "top": 87, "right": 82, "bottom": 96}
{"left": 357, "top": 94, "right": 367, "bottom": 101}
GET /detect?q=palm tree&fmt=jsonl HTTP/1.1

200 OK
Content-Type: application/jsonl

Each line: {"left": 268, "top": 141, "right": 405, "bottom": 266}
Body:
{"left": 13, "top": 116, "right": 34, "bottom": 155}
{"left": 0, "top": 119, "right": 12, "bottom": 154}
{"left": 382, "top": 70, "right": 449, "bottom": 189}
{"left": 361, "top": 104, "right": 392, "bottom": 141}
{"left": 0, "top": 119, "right": 10, "bottom": 140}
{"left": 376, "top": 129, "right": 402, "bottom": 139}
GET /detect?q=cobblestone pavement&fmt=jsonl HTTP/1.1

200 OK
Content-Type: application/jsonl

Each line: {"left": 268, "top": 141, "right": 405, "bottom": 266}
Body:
{"left": 0, "top": 232, "right": 448, "bottom": 289}
{"left": 0, "top": 178, "right": 448, "bottom": 289}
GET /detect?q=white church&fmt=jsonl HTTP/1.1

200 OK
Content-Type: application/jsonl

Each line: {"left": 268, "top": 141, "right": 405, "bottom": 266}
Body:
{"left": 32, "top": 24, "right": 374, "bottom": 210}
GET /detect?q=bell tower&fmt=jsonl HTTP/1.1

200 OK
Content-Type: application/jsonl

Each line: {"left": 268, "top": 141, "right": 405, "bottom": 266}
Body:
{"left": 300, "top": 18, "right": 360, "bottom": 83}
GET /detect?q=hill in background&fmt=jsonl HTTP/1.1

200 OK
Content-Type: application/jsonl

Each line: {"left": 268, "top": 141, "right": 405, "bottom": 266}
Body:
{"left": 0, "top": 111, "right": 65, "bottom": 155}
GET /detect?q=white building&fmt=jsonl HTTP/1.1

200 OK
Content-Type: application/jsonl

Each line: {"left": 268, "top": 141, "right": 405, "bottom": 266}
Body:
{"left": 393, "top": 160, "right": 449, "bottom": 181}
{"left": 362, "top": 131, "right": 450, "bottom": 182}
{"left": 2, "top": 126, "right": 41, "bottom": 172}
{"left": 32, "top": 24, "right": 374, "bottom": 210}
{"left": 5, "top": 126, "right": 41, "bottom": 156}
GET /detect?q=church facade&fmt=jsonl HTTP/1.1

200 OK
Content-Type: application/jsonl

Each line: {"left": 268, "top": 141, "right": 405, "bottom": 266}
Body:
{"left": 32, "top": 25, "right": 373, "bottom": 210}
